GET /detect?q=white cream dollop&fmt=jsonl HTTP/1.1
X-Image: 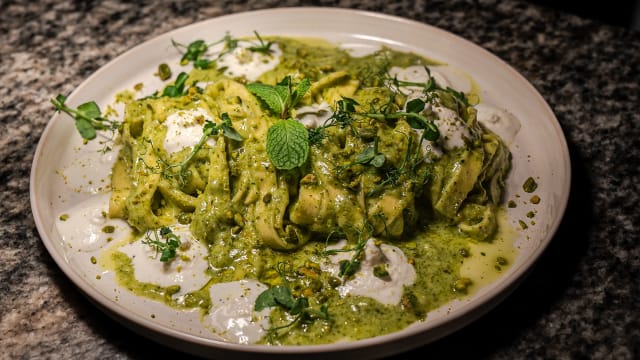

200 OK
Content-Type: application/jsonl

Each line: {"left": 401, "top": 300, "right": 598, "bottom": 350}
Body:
{"left": 216, "top": 43, "right": 282, "bottom": 81}
{"left": 388, "top": 65, "right": 451, "bottom": 90}
{"left": 294, "top": 102, "right": 333, "bottom": 128}
{"left": 163, "top": 108, "right": 216, "bottom": 154}
{"left": 475, "top": 103, "right": 521, "bottom": 144}
{"left": 431, "top": 105, "right": 471, "bottom": 150}
{"left": 206, "top": 279, "right": 271, "bottom": 344}
{"left": 55, "top": 193, "right": 131, "bottom": 252}
{"left": 322, "top": 239, "right": 416, "bottom": 305}
{"left": 387, "top": 65, "right": 473, "bottom": 161}
{"left": 118, "top": 224, "right": 209, "bottom": 302}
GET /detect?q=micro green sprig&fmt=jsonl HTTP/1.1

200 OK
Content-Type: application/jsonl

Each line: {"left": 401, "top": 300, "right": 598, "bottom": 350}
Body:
{"left": 155, "top": 112, "right": 242, "bottom": 184}
{"left": 361, "top": 97, "right": 440, "bottom": 142}
{"left": 323, "top": 235, "right": 367, "bottom": 278}
{"left": 387, "top": 66, "right": 471, "bottom": 117}
{"left": 51, "top": 94, "right": 120, "bottom": 142}
{"left": 161, "top": 72, "right": 190, "bottom": 97}
{"left": 308, "top": 97, "right": 358, "bottom": 145}
{"left": 254, "top": 262, "right": 330, "bottom": 342}
{"left": 142, "top": 226, "right": 181, "bottom": 262}
{"left": 336, "top": 136, "right": 386, "bottom": 177}
{"left": 172, "top": 31, "right": 275, "bottom": 70}
{"left": 247, "top": 30, "right": 274, "bottom": 54}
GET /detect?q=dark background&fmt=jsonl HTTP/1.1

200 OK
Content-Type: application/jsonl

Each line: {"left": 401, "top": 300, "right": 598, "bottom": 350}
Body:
{"left": 527, "top": 0, "right": 640, "bottom": 30}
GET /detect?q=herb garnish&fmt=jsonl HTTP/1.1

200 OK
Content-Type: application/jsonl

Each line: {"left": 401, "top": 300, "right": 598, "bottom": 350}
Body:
{"left": 158, "top": 112, "right": 242, "bottom": 183}
{"left": 328, "top": 237, "right": 367, "bottom": 277}
{"left": 308, "top": 97, "right": 358, "bottom": 145}
{"left": 142, "top": 226, "right": 181, "bottom": 262}
{"left": 172, "top": 39, "right": 212, "bottom": 69}
{"left": 361, "top": 97, "right": 440, "bottom": 141}
{"left": 246, "top": 76, "right": 311, "bottom": 119}
{"left": 51, "top": 94, "right": 120, "bottom": 141}
{"left": 247, "top": 76, "right": 311, "bottom": 169}
{"left": 387, "top": 66, "right": 472, "bottom": 119}
{"left": 161, "top": 72, "right": 190, "bottom": 98}
{"left": 339, "top": 136, "right": 386, "bottom": 172}
{"left": 255, "top": 262, "right": 329, "bottom": 340}
{"left": 172, "top": 31, "right": 274, "bottom": 70}
{"left": 247, "top": 31, "right": 274, "bottom": 54}
{"left": 266, "top": 119, "right": 309, "bottom": 170}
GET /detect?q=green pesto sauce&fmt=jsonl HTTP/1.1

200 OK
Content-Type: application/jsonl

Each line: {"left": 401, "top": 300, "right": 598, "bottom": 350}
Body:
{"left": 255, "top": 212, "right": 515, "bottom": 345}
{"left": 105, "top": 248, "right": 211, "bottom": 310}
{"left": 108, "top": 36, "right": 516, "bottom": 345}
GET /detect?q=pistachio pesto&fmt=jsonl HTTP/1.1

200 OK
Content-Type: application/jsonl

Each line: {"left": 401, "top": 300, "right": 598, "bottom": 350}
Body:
{"left": 104, "top": 34, "right": 516, "bottom": 345}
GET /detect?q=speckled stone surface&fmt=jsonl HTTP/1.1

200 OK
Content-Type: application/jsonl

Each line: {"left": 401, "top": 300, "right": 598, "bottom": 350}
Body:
{"left": 1, "top": 0, "right": 639, "bottom": 359}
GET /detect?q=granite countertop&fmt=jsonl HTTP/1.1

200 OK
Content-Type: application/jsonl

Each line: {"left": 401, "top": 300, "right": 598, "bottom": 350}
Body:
{"left": 1, "top": 0, "right": 638, "bottom": 359}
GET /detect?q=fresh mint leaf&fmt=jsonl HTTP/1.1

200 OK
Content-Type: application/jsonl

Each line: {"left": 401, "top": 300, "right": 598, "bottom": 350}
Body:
{"left": 266, "top": 119, "right": 309, "bottom": 170}
{"left": 246, "top": 82, "right": 287, "bottom": 117}
{"left": 247, "top": 76, "right": 311, "bottom": 119}
{"left": 290, "top": 78, "right": 311, "bottom": 107}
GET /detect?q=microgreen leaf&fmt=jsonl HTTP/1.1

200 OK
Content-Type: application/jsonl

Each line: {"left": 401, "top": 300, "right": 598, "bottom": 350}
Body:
{"left": 142, "top": 226, "right": 181, "bottom": 262}
{"left": 353, "top": 137, "right": 385, "bottom": 168}
{"left": 219, "top": 113, "right": 243, "bottom": 141}
{"left": 247, "top": 30, "right": 274, "bottom": 54}
{"left": 76, "top": 101, "right": 102, "bottom": 119}
{"left": 51, "top": 94, "right": 120, "bottom": 141}
{"left": 266, "top": 119, "right": 309, "bottom": 170}
{"left": 405, "top": 98, "right": 426, "bottom": 113}
{"left": 74, "top": 117, "right": 97, "bottom": 140}
{"left": 154, "top": 112, "right": 242, "bottom": 184}
{"left": 255, "top": 285, "right": 296, "bottom": 311}
{"left": 254, "top": 262, "right": 331, "bottom": 341}
{"left": 172, "top": 39, "right": 211, "bottom": 67}
{"left": 323, "top": 236, "right": 368, "bottom": 278}
{"left": 288, "top": 297, "right": 310, "bottom": 315}
{"left": 162, "top": 72, "right": 189, "bottom": 97}
{"left": 339, "top": 259, "right": 361, "bottom": 277}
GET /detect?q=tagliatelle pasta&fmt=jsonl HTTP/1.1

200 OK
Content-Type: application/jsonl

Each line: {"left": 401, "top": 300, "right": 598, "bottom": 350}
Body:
{"left": 60, "top": 34, "right": 518, "bottom": 345}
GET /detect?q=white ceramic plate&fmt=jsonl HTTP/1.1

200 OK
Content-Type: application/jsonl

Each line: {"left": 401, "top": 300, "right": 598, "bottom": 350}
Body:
{"left": 31, "top": 7, "right": 570, "bottom": 359}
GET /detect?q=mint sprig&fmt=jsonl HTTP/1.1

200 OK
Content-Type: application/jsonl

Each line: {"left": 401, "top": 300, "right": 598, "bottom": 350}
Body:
{"left": 247, "top": 76, "right": 312, "bottom": 170}
{"left": 246, "top": 76, "right": 311, "bottom": 119}
{"left": 266, "top": 119, "right": 309, "bottom": 170}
